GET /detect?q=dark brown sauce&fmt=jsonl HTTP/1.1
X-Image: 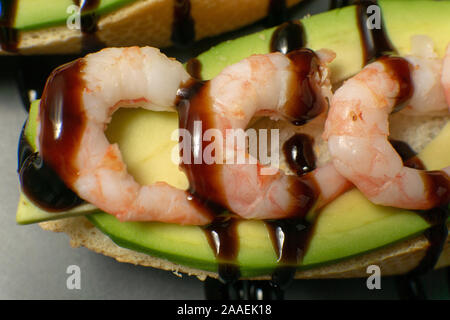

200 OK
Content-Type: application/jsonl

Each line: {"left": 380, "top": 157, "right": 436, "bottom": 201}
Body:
{"left": 389, "top": 139, "right": 449, "bottom": 210}
{"left": 390, "top": 139, "right": 449, "bottom": 299}
{"left": 204, "top": 277, "right": 283, "bottom": 300}
{"left": 203, "top": 216, "right": 241, "bottom": 283}
{"left": 176, "top": 79, "right": 229, "bottom": 208}
{"left": 265, "top": 218, "right": 313, "bottom": 289}
{"left": 413, "top": 206, "right": 449, "bottom": 276}
{"left": 178, "top": 86, "right": 243, "bottom": 282}
{"left": 355, "top": 0, "right": 396, "bottom": 65}
{"left": 267, "top": 0, "right": 288, "bottom": 27}
{"left": 0, "top": 0, "right": 19, "bottom": 52}
{"left": 395, "top": 274, "right": 426, "bottom": 300}
{"left": 285, "top": 175, "right": 319, "bottom": 219}
{"left": 265, "top": 135, "right": 318, "bottom": 289}
{"left": 177, "top": 62, "right": 321, "bottom": 218}
{"left": 269, "top": 21, "right": 306, "bottom": 55}
{"left": 389, "top": 139, "right": 425, "bottom": 170}
{"left": 285, "top": 49, "right": 327, "bottom": 125}
{"left": 39, "top": 59, "right": 87, "bottom": 187}
{"left": 283, "top": 133, "right": 316, "bottom": 176}
{"left": 422, "top": 171, "right": 450, "bottom": 209}
{"left": 186, "top": 58, "right": 202, "bottom": 80}
{"left": 17, "top": 121, "right": 33, "bottom": 171}
{"left": 396, "top": 205, "right": 449, "bottom": 300}
{"left": 20, "top": 59, "right": 87, "bottom": 211}
{"left": 73, "top": 0, "right": 105, "bottom": 53}
{"left": 177, "top": 60, "right": 321, "bottom": 286}
{"left": 171, "top": 0, "right": 195, "bottom": 47}
{"left": 391, "top": 139, "right": 449, "bottom": 223}
{"left": 18, "top": 121, "right": 84, "bottom": 212}
{"left": 75, "top": 0, "right": 100, "bottom": 13}
{"left": 378, "top": 56, "right": 414, "bottom": 109}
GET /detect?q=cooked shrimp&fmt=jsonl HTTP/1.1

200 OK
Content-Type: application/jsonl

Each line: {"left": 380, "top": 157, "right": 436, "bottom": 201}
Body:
{"left": 442, "top": 43, "right": 450, "bottom": 109}
{"left": 400, "top": 35, "right": 448, "bottom": 115}
{"left": 39, "top": 47, "right": 213, "bottom": 225}
{"left": 180, "top": 49, "right": 352, "bottom": 220}
{"left": 323, "top": 45, "right": 450, "bottom": 210}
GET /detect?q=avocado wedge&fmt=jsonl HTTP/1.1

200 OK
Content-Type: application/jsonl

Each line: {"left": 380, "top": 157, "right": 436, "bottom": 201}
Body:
{"left": 16, "top": 1, "right": 450, "bottom": 278}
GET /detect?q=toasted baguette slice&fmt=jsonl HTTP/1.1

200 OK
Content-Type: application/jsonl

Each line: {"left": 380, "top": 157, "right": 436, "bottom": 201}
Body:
{"left": 12, "top": 0, "right": 301, "bottom": 55}
{"left": 38, "top": 112, "right": 450, "bottom": 280}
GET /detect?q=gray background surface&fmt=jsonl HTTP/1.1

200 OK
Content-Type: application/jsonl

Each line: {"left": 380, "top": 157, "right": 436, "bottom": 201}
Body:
{"left": 0, "top": 0, "right": 448, "bottom": 300}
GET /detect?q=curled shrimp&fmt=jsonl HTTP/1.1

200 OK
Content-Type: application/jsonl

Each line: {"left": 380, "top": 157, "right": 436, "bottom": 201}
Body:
{"left": 323, "top": 39, "right": 450, "bottom": 210}
{"left": 39, "top": 47, "right": 213, "bottom": 225}
{"left": 179, "top": 49, "right": 352, "bottom": 220}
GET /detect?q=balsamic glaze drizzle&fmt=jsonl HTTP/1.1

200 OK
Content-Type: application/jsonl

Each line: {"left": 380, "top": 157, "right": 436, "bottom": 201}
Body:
{"left": 269, "top": 21, "right": 306, "bottom": 55}
{"left": 73, "top": 0, "right": 105, "bottom": 53}
{"left": 0, "top": 0, "right": 19, "bottom": 52}
{"left": 395, "top": 274, "right": 426, "bottom": 300}
{"left": 283, "top": 133, "right": 316, "bottom": 176}
{"left": 176, "top": 80, "right": 230, "bottom": 209}
{"left": 390, "top": 139, "right": 450, "bottom": 299}
{"left": 413, "top": 207, "right": 449, "bottom": 277}
{"left": 39, "top": 59, "right": 87, "bottom": 186}
{"left": 285, "top": 49, "right": 327, "bottom": 125}
{"left": 269, "top": 22, "right": 319, "bottom": 126}
{"left": 389, "top": 139, "right": 425, "bottom": 171}
{"left": 329, "top": 1, "right": 397, "bottom": 65}
{"left": 203, "top": 216, "right": 241, "bottom": 283}
{"left": 264, "top": 133, "right": 318, "bottom": 289}
{"left": 355, "top": 0, "right": 396, "bottom": 65}
{"left": 265, "top": 218, "right": 312, "bottom": 289}
{"left": 204, "top": 277, "right": 284, "bottom": 300}
{"left": 178, "top": 45, "right": 322, "bottom": 292}
{"left": 18, "top": 121, "right": 84, "bottom": 212}
{"left": 171, "top": 0, "right": 195, "bottom": 47}
{"left": 18, "top": 59, "right": 86, "bottom": 212}
{"left": 186, "top": 58, "right": 202, "bottom": 80}
{"left": 17, "top": 122, "right": 33, "bottom": 172}
{"left": 378, "top": 55, "right": 414, "bottom": 109}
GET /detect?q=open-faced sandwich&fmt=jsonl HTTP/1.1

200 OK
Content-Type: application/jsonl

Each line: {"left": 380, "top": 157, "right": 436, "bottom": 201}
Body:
{"left": 15, "top": 0, "right": 450, "bottom": 294}
{"left": 1, "top": 0, "right": 302, "bottom": 54}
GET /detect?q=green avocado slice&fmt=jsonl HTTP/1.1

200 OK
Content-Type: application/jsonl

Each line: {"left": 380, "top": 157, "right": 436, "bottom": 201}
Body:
{"left": 15, "top": 0, "right": 135, "bottom": 31}
{"left": 16, "top": 1, "right": 450, "bottom": 277}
